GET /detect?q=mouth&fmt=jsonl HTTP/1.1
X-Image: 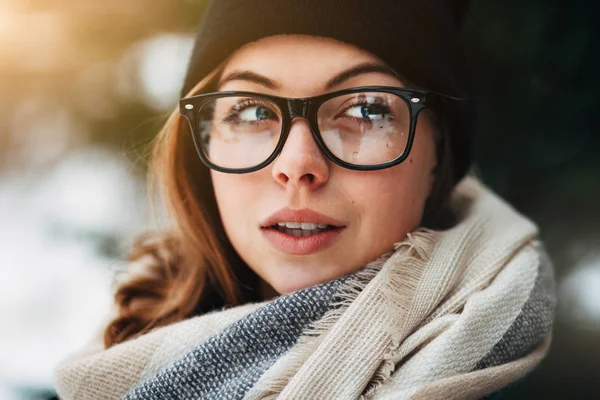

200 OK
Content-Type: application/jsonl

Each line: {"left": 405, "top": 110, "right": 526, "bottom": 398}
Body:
{"left": 266, "top": 222, "right": 341, "bottom": 237}
{"left": 260, "top": 208, "right": 346, "bottom": 255}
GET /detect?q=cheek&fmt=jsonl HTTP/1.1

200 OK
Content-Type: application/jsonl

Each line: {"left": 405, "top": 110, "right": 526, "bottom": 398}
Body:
{"left": 339, "top": 154, "right": 433, "bottom": 245}
{"left": 348, "top": 121, "right": 435, "bottom": 213}
{"left": 361, "top": 168, "right": 423, "bottom": 216}
{"left": 210, "top": 172, "right": 257, "bottom": 238}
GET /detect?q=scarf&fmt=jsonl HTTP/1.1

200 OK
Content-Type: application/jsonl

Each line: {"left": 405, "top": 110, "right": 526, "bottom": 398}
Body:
{"left": 53, "top": 175, "right": 556, "bottom": 399}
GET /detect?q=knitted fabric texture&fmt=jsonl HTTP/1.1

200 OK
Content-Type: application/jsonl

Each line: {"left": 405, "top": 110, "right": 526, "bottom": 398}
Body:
{"left": 53, "top": 175, "right": 556, "bottom": 399}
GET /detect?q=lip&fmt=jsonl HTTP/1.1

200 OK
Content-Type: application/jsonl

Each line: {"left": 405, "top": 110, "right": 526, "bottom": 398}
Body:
{"left": 260, "top": 208, "right": 346, "bottom": 256}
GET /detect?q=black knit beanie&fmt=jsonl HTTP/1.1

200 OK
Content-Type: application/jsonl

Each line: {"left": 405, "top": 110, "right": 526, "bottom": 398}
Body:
{"left": 181, "top": 0, "right": 474, "bottom": 185}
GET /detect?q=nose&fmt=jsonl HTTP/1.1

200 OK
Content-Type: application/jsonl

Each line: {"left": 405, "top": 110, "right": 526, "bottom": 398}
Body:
{"left": 271, "top": 118, "right": 329, "bottom": 190}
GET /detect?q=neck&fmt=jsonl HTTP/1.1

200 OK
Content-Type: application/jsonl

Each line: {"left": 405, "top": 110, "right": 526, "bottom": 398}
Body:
{"left": 259, "top": 279, "right": 279, "bottom": 301}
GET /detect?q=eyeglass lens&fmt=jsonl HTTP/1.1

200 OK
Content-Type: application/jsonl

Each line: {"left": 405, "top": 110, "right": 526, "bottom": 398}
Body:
{"left": 195, "top": 92, "right": 410, "bottom": 169}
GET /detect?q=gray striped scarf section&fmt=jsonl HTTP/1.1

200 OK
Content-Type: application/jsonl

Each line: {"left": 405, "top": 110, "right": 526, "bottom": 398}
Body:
{"left": 123, "top": 275, "right": 351, "bottom": 399}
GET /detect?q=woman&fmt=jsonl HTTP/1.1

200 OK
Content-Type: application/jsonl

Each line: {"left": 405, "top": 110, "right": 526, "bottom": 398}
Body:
{"left": 54, "top": 1, "right": 556, "bottom": 399}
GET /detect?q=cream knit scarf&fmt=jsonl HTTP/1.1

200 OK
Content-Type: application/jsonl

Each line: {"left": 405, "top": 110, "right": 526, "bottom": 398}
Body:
{"left": 54, "top": 175, "right": 556, "bottom": 399}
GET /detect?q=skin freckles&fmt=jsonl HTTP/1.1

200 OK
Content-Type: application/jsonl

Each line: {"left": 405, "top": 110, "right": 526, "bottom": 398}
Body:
{"left": 210, "top": 34, "right": 438, "bottom": 295}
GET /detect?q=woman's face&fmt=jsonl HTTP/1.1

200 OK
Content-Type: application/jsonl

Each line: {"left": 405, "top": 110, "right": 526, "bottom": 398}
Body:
{"left": 210, "top": 34, "right": 438, "bottom": 294}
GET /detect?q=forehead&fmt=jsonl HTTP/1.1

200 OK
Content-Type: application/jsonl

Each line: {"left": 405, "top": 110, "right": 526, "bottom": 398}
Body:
{"left": 219, "top": 34, "right": 402, "bottom": 94}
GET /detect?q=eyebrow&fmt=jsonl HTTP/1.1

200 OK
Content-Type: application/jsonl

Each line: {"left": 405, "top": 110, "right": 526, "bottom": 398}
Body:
{"left": 217, "top": 62, "right": 404, "bottom": 92}
{"left": 324, "top": 62, "right": 403, "bottom": 90}
{"left": 218, "top": 71, "right": 280, "bottom": 90}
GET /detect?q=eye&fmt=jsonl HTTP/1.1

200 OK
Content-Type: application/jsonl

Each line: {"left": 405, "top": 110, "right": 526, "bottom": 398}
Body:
{"left": 345, "top": 103, "right": 391, "bottom": 121}
{"left": 239, "top": 105, "right": 277, "bottom": 122}
{"left": 222, "top": 99, "right": 280, "bottom": 126}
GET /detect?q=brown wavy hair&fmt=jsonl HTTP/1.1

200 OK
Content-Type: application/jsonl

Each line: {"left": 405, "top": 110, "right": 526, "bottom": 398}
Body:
{"left": 103, "top": 60, "right": 458, "bottom": 349}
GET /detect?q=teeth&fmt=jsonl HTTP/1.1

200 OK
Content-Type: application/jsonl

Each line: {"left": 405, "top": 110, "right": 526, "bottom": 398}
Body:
{"left": 276, "top": 222, "right": 327, "bottom": 229}
{"left": 272, "top": 221, "right": 338, "bottom": 237}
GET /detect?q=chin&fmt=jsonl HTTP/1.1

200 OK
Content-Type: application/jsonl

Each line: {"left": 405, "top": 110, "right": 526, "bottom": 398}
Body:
{"left": 265, "top": 264, "right": 344, "bottom": 295}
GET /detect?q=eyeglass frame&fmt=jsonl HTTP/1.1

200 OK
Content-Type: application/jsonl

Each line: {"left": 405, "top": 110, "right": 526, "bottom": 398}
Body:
{"left": 179, "top": 85, "right": 441, "bottom": 174}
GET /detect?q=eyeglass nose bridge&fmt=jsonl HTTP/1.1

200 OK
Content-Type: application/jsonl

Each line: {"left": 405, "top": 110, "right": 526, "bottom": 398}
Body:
{"left": 287, "top": 98, "right": 311, "bottom": 119}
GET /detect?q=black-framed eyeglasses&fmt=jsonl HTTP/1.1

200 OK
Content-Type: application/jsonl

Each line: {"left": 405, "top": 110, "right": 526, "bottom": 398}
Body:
{"left": 179, "top": 86, "right": 439, "bottom": 173}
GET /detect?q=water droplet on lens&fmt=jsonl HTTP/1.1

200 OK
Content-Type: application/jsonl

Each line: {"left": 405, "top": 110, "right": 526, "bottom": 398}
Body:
{"left": 352, "top": 152, "right": 359, "bottom": 158}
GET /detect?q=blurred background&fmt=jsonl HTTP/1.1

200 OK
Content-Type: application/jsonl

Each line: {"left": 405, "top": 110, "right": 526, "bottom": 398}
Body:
{"left": 0, "top": 0, "right": 597, "bottom": 398}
